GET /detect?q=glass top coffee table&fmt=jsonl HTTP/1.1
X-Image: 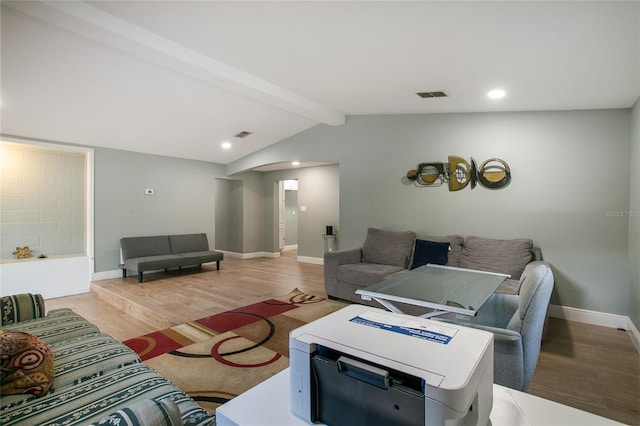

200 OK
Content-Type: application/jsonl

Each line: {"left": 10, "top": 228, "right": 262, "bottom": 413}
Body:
{"left": 355, "top": 264, "right": 509, "bottom": 318}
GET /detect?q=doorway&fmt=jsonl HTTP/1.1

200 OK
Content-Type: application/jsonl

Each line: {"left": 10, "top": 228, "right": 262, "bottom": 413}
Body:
{"left": 278, "top": 180, "right": 298, "bottom": 251}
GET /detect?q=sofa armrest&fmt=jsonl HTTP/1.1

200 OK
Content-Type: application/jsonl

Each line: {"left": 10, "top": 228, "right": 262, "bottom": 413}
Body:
{"left": 323, "top": 248, "right": 363, "bottom": 298}
{"left": 325, "top": 248, "right": 362, "bottom": 265}
{"left": 524, "top": 259, "right": 551, "bottom": 271}
{"left": 436, "top": 319, "right": 525, "bottom": 391}
{"left": 532, "top": 247, "right": 543, "bottom": 261}
{"left": 1, "top": 293, "right": 45, "bottom": 325}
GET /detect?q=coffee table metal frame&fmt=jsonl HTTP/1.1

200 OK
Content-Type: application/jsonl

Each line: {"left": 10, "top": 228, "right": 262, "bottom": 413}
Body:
{"left": 355, "top": 264, "right": 509, "bottom": 318}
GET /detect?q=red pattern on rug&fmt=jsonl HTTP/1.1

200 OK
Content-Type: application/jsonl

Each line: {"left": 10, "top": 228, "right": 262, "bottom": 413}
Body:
{"left": 124, "top": 331, "right": 183, "bottom": 361}
{"left": 195, "top": 299, "right": 298, "bottom": 333}
{"left": 124, "top": 298, "right": 299, "bottom": 361}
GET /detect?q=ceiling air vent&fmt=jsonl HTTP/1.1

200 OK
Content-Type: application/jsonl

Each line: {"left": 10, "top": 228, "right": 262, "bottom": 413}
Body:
{"left": 234, "top": 131, "right": 252, "bottom": 138}
{"left": 416, "top": 91, "right": 448, "bottom": 98}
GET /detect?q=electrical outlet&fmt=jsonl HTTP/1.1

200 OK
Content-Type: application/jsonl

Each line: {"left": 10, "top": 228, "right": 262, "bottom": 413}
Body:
{"left": 145, "top": 189, "right": 154, "bottom": 195}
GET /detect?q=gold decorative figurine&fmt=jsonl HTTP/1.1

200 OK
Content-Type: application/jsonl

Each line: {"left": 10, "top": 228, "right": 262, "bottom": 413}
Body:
{"left": 13, "top": 246, "right": 32, "bottom": 259}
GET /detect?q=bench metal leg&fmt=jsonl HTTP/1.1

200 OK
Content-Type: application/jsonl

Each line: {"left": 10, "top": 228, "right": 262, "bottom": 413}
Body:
{"left": 216, "top": 261, "right": 220, "bottom": 270}
{"left": 138, "top": 272, "right": 143, "bottom": 283}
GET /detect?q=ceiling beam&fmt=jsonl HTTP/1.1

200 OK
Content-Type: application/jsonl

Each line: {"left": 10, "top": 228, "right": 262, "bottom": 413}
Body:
{"left": 4, "top": 0, "right": 346, "bottom": 126}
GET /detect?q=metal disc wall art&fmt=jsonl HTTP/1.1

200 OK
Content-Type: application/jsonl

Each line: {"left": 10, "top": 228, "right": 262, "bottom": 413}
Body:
{"left": 406, "top": 156, "right": 511, "bottom": 191}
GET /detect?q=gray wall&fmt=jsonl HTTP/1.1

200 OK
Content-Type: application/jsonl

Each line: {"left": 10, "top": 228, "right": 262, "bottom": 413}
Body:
{"left": 241, "top": 171, "right": 266, "bottom": 254}
{"left": 259, "top": 165, "right": 339, "bottom": 258}
{"left": 213, "top": 171, "right": 266, "bottom": 254}
{"left": 630, "top": 98, "right": 640, "bottom": 329}
{"left": 228, "top": 110, "right": 632, "bottom": 317}
{"left": 94, "top": 147, "right": 225, "bottom": 272}
{"left": 285, "top": 190, "right": 298, "bottom": 245}
{"left": 215, "top": 178, "right": 243, "bottom": 253}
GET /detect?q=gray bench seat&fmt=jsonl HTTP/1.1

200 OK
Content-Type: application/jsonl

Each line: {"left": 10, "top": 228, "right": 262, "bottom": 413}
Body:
{"left": 120, "top": 233, "right": 223, "bottom": 282}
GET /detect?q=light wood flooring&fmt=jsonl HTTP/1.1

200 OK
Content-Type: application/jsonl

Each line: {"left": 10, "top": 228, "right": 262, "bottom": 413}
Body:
{"left": 46, "top": 251, "right": 639, "bottom": 425}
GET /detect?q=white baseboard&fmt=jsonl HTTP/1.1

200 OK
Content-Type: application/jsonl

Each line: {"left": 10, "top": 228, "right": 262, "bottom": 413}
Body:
{"left": 549, "top": 304, "right": 640, "bottom": 353}
{"left": 283, "top": 245, "right": 298, "bottom": 251}
{"left": 297, "top": 256, "right": 323, "bottom": 265}
{"left": 625, "top": 318, "right": 640, "bottom": 353}
{"left": 218, "top": 250, "right": 280, "bottom": 259}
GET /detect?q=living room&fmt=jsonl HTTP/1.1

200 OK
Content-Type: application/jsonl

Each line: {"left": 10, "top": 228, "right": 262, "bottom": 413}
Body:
{"left": 1, "top": 1, "right": 639, "bottom": 425}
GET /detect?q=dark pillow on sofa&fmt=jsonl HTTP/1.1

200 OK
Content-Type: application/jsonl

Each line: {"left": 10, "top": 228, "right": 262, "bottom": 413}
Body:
{"left": 410, "top": 240, "right": 450, "bottom": 270}
{"left": 0, "top": 329, "right": 55, "bottom": 397}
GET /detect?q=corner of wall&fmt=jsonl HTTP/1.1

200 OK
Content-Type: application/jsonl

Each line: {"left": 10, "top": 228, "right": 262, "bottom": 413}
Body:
{"left": 629, "top": 97, "right": 640, "bottom": 330}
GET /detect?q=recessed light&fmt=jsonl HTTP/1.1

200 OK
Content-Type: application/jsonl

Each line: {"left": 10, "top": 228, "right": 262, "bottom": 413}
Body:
{"left": 292, "top": 161, "right": 300, "bottom": 166}
{"left": 488, "top": 89, "right": 506, "bottom": 99}
{"left": 221, "top": 142, "right": 231, "bottom": 149}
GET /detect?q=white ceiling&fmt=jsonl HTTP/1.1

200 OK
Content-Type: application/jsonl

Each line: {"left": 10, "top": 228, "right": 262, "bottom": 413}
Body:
{"left": 1, "top": 1, "right": 639, "bottom": 166}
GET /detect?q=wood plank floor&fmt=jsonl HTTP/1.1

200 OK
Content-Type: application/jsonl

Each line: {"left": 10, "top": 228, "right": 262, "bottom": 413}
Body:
{"left": 46, "top": 251, "right": 639, "bottom": 425}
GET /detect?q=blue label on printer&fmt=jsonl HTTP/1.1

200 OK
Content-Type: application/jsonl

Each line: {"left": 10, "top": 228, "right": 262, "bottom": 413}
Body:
{"left": 349, "top": 311, "right": 457, "bottom": 345}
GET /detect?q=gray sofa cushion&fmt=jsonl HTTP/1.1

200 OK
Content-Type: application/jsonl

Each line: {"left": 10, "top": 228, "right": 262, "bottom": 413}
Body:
{"left": 168, "top": 233, "right": 210, "bottom": 254}
{"left": 337, "top": 263, "right": 406, "bottom": 286}
{"left": 124, "top": 255, "right": 185, "bottom": 272}
{"left": 460, "top": 236, "right": 533, "bottom": 279}
{"left": 121, "top": 236, "right": 171, "bottom": 259}
{"left": 361, "top": 228, "right": 416, "bottom": 268}
{"left": 179, "top": 251, "right": 223, "bottom": 265}
{"left": 4, "top": 308, "right": 100, "bottom": 345}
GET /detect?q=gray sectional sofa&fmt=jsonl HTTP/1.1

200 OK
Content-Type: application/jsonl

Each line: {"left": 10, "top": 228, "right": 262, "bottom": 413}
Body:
{"left": 324, "top": 228, "right": 555, "bottom": 392}
{"left": 324, "top": 228, "right": 546, "bottom": 305}
{"left": 0, "top": 293, "right": 214, "bottom": 426}
{"left": 120, "top": 233, "right": 223, "bottom": 282}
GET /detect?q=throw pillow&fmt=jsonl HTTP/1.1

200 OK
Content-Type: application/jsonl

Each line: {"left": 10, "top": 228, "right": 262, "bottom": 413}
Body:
{"left": 410, "top": 240, "right": 450, "bottom": 269}
{"left": 90, "top": 398, "right": 182, "bottom": 426}
{"left": 0, "top": 329, "right": 55, "bottom": 397}
{"left": 1, "top": 293, "right": 45, "bottom": 325}
{"left": 362, "top": 228, "right": 417, "bottom": 268}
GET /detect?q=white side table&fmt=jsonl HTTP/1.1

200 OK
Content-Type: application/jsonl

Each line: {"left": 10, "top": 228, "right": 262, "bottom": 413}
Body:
{"left": 216, "top": 368, "right": 624, "bottom": 426}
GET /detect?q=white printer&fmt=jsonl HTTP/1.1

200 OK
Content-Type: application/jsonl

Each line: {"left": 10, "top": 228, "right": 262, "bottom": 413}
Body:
{"left": 289, "top": 305, "right": 494, "bottom": 426}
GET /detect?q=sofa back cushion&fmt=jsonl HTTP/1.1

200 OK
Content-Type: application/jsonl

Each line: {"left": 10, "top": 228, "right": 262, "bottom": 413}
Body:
{"left": 168, "top": 233, "right": 210, "bottom": 254}
{"left": 460, "top": 236, "right": 533, "bottom": 279}
{"left": 1, "top": 294, "right": 45, "bottom": 326}
{"left": 120, "top": 236, "right": 171, "bottom": 259}
{"left": 362, "top": 228, "right": 416, "bottom": 268}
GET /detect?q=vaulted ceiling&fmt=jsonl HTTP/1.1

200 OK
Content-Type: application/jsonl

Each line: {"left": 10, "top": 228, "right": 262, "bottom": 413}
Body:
{"left": 2, "top": 1, "right": 639, "bottom": 165}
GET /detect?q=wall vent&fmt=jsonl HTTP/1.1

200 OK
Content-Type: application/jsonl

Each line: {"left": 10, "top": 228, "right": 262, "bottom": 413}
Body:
{"left": 416, "top": 91, "right": 448, "bottom": 98}
{"left": 234, "top": 131, "right": 252, "bottom": 138}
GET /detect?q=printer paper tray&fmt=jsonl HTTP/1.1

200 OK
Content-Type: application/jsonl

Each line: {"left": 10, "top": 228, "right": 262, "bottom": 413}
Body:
{"left": 311, "top": 353, "right": 425, "bottom": 426}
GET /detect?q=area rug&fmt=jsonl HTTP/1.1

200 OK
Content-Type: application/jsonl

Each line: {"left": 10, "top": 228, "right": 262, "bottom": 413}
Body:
{"left": 123, "top": 289, "right": 346, "bottom": 416}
